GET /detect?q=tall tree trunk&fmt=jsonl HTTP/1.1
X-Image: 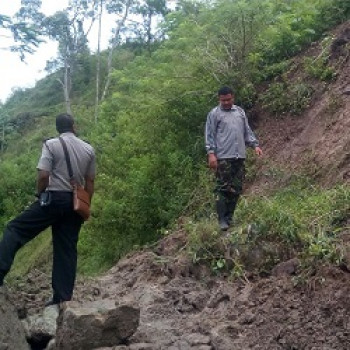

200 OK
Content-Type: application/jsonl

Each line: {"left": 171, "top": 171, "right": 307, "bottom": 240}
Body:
{"left": 63, "top": 56, "right": 72, "bottom": 115}
{"left": 94, "top": 0, "right": 103, "bottom": 123}
{"left": 146, "top": 10, "right": 152, "bottom": 56}
{"left": 101, "top": 0, "right": 132, "bottom": 103}
{"left": 1, "top": 118, "right": 5, "bottom": 153}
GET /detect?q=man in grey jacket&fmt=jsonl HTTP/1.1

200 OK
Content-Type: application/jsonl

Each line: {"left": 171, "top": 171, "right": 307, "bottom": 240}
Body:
{"left": 205, "top": 86, "right": 262, "bottom": 231}
{"left": 0, "top": 113, "right": 96, "bottom": 305}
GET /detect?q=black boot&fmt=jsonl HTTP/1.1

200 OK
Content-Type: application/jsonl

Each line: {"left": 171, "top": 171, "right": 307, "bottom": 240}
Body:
{"left": 216, "top": 199, "right": 229, "bottom": 231}
{"left": 225, "top": 195, "right": 239, "bottom": 226}
{"left": 44, "top": 294, "right": 64, "bottom": 307}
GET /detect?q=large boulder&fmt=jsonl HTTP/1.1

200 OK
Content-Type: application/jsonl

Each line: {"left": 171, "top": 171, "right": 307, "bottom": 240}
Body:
{"left": 55, "top": 299, "right": 140, "bottom": 350}
{"left": 0, "top": 286, "right": 30, "bottom": 350}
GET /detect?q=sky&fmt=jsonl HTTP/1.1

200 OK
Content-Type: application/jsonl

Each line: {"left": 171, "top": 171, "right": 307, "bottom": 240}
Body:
{"left": 0, "top": 0, "right": 113, "bottom": 103}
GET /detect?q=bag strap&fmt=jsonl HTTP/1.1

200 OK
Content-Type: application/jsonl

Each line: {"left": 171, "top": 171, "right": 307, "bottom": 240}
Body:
{"left": 59, "top": 136, "right": 75, "bottom": 184}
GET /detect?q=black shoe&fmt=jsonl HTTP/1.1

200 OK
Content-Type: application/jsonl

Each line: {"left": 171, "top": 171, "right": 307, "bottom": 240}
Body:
{"left": 44, "top": 298, "right": 60, "bottom": 307}
{"left": 219, "top": 220, "right": 229, "bottom": 231}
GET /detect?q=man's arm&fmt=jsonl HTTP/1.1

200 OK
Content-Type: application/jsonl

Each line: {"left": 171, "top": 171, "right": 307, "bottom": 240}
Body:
{"left": 37, "top": 169, "right": 50, "bottom": 194}
{"left": 205, "top": 110, "right": 217, "bottom": 155}
{"left": 84, "top": 176, "right": 95, "bottom": 200}
{"left": 205, "top": 110, "right": 218, "bottom": 170}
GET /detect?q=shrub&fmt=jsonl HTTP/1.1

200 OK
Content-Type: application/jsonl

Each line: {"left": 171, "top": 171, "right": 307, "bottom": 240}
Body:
{"left": 261, "top": 80, "right": 313, "bottom": 115}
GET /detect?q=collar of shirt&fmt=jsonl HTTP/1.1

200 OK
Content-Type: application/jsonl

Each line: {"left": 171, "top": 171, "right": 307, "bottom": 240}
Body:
{"left": 60, "top": 132, "right": 75, "bottom": 137}
{"left": 219, "top": 105, "right": 237, "bottom": 111}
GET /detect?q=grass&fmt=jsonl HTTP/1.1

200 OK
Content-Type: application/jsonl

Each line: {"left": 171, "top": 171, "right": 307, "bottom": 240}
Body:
{"left": 7, "top": 229, "right": 52, "bottom": 282}
{"left": 185, "top": 178, "right": 349, "bottom": 277}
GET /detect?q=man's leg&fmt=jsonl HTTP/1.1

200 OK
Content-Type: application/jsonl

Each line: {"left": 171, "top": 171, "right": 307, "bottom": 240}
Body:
{"left": 215, "top": 159, "right": 231, "bottom": 231}
{"left": 225, "top": 193, "right": 240, "bottom": 226}
{"left": 225, "top": 159, "right": 245, "bottom": 226}
{"left": 216, "top": 194, "right": 229, "bottom": 231}
{"left": 51, "top": 212, "right": 82, "bottom": 302}
{"left": 0, "top": 201, "right": 53, "bottom": 285}
{"left": 215, "top": 159, "right": 245, "bottom": 230}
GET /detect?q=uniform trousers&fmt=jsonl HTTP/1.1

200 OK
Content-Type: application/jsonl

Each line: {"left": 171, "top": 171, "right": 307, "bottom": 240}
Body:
{"left": 0, "top": 191, "right": 82, "bottom": 302}
{"left": 215, "top": 158, "right": 245, "bottom": 224}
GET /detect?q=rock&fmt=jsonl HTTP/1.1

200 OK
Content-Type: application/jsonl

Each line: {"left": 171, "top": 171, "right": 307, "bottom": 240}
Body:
{"left": 92, "top": 346, "right": 128, "bottom": 350}
{"left": 185, "top": 333, "right": 211, "bottom": 346}
{"left": 55, "top": 299, "right": 140, "bottom": 350}
{"left": 93, "top": 347, "right": 128, "bottom": 350}
{"left": 129, "top": 343, "right": 157, "bottom": 349}
{"left": 343, "top": 86, "right": 350, "bottom": 95}
{"left": 0, "top": 286, "right": 30, "bottom": 350}
{"left": 210, "top": 324, "right": 243, "bottom": 350}
{"left": 271, "top": 258, "right": 300, "bottom": 276}
{"left": 22, "top": 304, "right": 59, "bottom": 344}
{"left": 206, "top": 291, "right": 230, "bottom": 308}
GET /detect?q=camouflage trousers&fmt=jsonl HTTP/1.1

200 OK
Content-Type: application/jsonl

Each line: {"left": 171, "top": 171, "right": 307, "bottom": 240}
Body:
{"left": 214, "top": 158, "right": 245, "bottom": 225}
{"left": 215, "top": 158, "right": 245, "bottom": 201}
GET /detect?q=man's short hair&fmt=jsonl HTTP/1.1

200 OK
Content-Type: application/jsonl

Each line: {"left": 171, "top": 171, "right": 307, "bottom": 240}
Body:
{"left": 56, "top": 113, "right": 74, "bottom": 133}
{"left": 218, "top": 86, "right": 233, "bottom": 96}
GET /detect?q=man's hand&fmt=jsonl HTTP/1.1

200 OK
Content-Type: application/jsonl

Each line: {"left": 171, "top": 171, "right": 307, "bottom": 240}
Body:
{"left": 208, "top": 153, "right": 218, "bottom": 171}
{"left": 254, "top": 147, "right": 263, "bottom": 156}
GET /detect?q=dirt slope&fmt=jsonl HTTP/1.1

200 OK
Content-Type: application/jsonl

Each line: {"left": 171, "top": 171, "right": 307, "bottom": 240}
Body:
{"left": 250, "top": 21, "right": 350, "bottom": 193}
{"left": 87, "top": 232, "right": 350, "bottom": 349}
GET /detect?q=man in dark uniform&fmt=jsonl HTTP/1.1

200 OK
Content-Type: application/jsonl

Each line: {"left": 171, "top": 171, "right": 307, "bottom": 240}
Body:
{"left": 205, "top": 86, "right": 262, "bottom": 231}
{"left": 0, "top": 113, "right": 96, "bottom": 305}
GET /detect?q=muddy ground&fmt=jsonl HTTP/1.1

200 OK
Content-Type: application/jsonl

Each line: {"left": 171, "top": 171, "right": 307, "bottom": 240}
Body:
{"left": 7, "top": 230, "right": 350, "bottom": 349}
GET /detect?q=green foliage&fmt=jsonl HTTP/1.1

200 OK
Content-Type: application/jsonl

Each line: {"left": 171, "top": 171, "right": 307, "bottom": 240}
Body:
{"left": 0, "top": 115, "right": 56, "bottom": 228}
{"left": 6, "top": 230, "right": 52, "bottom": 280}
{"left": 186, "top": 179, "right": 349, "bottom": 276}
{"left": 303, "top": 37, "right": 337, "bottom": 81}
{"left": 260, "top": 79, "right": 313, "bottom": 115}
{"left": 250, "top": 57, "right": 291, "bottom": 82}
{"left": 304, "top": 56, "right": 336, "bottom": 82}
{"left": 0, "top": 1, "right": 44, "bottom": 61}
{"left": 256, "top": 0, "right": 350, "bottom": 64}
{"left": 236, "top": 181, "right": 349, "bottom": 259}
{"left": 186, "top": 217, "right": 224, "bottom": 266}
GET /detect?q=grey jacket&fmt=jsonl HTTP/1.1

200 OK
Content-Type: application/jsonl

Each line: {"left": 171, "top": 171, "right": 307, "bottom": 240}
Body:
{"left": 205, "top": 105, "right": 259, "bottom": 159}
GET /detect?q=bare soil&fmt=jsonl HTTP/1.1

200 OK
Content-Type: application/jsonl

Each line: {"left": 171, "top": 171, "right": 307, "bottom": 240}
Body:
{"left": 7, "top": 230, "right": 350, "bottom": 349}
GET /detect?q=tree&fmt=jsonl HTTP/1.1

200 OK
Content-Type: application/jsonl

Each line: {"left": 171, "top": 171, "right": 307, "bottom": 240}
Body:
{"left": 0, "top": 0, "right": 44, "bottom": 61}
{"left": 94, "top": 0, "right": 170, "bottom": 122}
{"left": 94, "top": 0, "right": 104, "bottom": 122}
{"left": 94, "top": 0, "right": 135, "bottom": 122}
{"left": 44, "top": 0, "right": 98, "bottom": 114}
{"left": 130, "top": 0, "right": 169, "bottom": 54}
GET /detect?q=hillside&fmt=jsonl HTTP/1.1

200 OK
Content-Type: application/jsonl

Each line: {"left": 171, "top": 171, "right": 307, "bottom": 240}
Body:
{"left": 3, "top": 21, "right": 350, "bottom": 350}
{"left": 249, "top": 21, "right": 350, "bottom": 193}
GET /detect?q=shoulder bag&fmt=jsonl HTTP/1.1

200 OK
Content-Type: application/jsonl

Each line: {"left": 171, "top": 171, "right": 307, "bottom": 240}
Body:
{"left": 59, "top": 137, "right": 91, "bottom": 221}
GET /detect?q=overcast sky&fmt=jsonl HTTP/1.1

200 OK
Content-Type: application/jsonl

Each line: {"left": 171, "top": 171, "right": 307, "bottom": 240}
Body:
{"left": 0, "top": 0, "right": 113, "bottom": 103}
